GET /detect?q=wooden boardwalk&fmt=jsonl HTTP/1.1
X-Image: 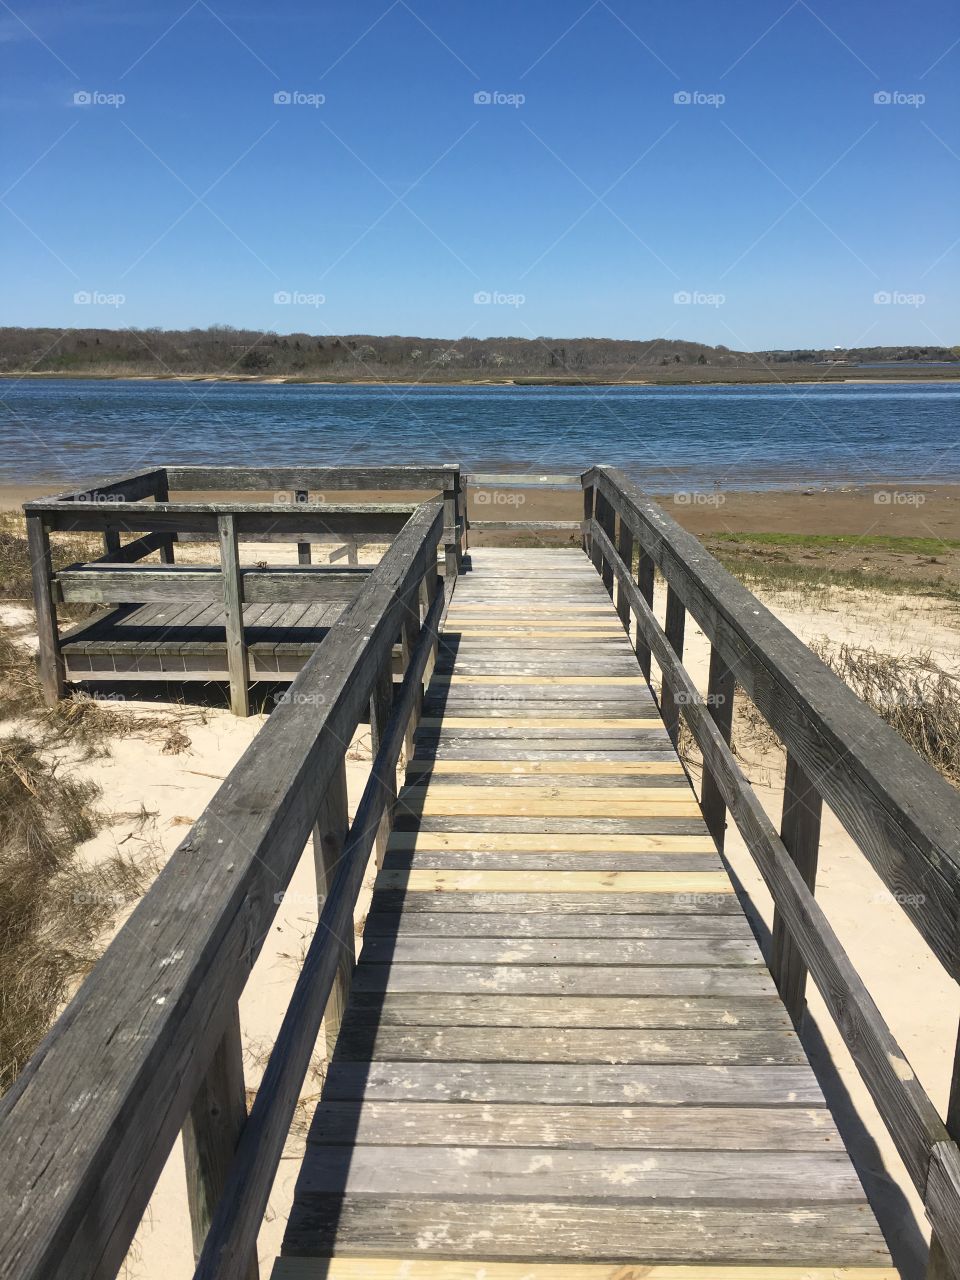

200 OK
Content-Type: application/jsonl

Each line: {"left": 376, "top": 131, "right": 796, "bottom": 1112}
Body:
{"left": 275, "top": 547, "right": 894, "bottom": 1277}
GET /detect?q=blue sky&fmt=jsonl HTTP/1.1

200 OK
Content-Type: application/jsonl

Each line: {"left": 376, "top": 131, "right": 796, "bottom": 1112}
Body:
{"left": 2, "top": 0, "right": 958, "bottom": 348}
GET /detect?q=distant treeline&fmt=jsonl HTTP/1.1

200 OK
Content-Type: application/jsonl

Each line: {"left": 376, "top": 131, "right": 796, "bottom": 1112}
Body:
{"left": 0, "top": 327, "right": 956, "bottom": 380}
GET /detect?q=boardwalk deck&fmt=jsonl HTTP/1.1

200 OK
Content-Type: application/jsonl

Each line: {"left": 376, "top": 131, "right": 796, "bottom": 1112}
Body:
{"left": 59, "top": 600, "right": 350, "bottom": 680}
{"left": 274, "top": 547, "right": 895, "bottom": 1278}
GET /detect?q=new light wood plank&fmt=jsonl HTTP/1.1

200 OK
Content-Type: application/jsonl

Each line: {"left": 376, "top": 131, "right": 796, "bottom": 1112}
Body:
{"left": 374, "top": 869, "right": 733, "bottom": 894}
{"left": 274, "top": 1262, "right": 896, "bottom": 1280}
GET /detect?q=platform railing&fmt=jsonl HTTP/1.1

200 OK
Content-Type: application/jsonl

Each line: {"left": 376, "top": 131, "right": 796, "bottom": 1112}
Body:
{"left": 24, "top": 464, "right": 464, "bottom": 715}
{"left": 582, "top": 464, "right": 960, "bottom": 1279}
{"left": 0, "top": 497, "right": 444, "bottom": 1280}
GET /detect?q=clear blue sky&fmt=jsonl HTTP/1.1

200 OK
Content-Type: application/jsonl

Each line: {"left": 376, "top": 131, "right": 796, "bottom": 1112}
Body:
{"left": 2, "top": 0, "right": 958, "bottom": 348}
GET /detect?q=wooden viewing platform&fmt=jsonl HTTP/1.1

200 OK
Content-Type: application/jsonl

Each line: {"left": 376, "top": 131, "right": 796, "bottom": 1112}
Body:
{"left": 3, "top": 466, "right": 960, "bottom": 1280}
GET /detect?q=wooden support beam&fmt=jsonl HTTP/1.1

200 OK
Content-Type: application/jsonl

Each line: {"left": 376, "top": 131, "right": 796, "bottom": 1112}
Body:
{"left": 581, "top": 484, "right": 594, "bottom": 556}
{"left": 700, "top": 646, "right": 736, "bottom": 849}
{"left": 443, "top": 483, "right": 461, "bottom": 581}
{"left": 154, "top": 472, "right": 177, "bottom": 563}
{"left": 661, "top": 585, "right": 686, "bottom": 747}
{"left": 635, "top": 550, "right": 655, "bottom": 680}
{"left": 595, "top": 493, "right": 615, "bottom": 595}
{"left": 615, "top": 516, "right": 633, "bottom": 632}
{"left": 771, "top": 753, "right": 823, "bottom": 1028}
{"left": 25, "top": 514, "right": 65, "bottom": 704}
{"left": 218, "top": 514, "right": 250, "bottom": 717}
{"left": 369, "top": 661, "right": 396, "bottom": 867}
{"left": 312, "top": 757, "right": 351, "bottom": 1058}
{"left": 182, "top": 1008, "right": 257, "bottom": 1279}
{"left": 295, "top": 490, "right": 311, "bottom": 565}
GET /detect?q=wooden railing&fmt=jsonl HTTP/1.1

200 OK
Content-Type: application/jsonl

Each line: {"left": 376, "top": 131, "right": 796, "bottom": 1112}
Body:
{"left": 24, "top": 464, "right": 465, "bottom": 716}
{"left": 0, "top": 497, "right": 445, "bottom": 1280}
{"left": 582, "top": 465, "right": 960, "bottom": 1278}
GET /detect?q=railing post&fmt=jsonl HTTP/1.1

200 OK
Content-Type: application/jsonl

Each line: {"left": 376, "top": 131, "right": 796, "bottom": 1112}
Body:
{"left": 459, "top": 473, "right": 469, "bottom": 554}
{"left": 182, "top": 1007, "right": 258, "bottom": 1280}
{"left": 928, "top": 1024, "right": 960, "bottom": 1279}
{"left": 700, "top": 646, "right": 736, "bottom": 848}
{"left": 218, "top": 513, "right": 250, "bottom": 717}
{"left": 582, "top": 483, "right": 594, "bottom": 556}
{"left": 635, "top": 549, "right": 655, "bottom": 680}
{"left": 660, "top": 585, "right": 686, "bottom": 746}
{"left": 443, "top": 472, "right": 461, "bottom": 584}
{"left": 615, "top": 515, "right": 633, "bottom": 632}
{"left": 312, "top": 755, "right": 352, "bottom": 1058}
{"left": 103, "top": 528, "right": 121, "bottom": 557}
{"left": 595, "top": 492, "right": 615, "bottom": 596}
{"left": 369, "top": 658, "right": 396, "bottom": 867}
{"left": 770, "top": 752, "right": 824, "bottom": 1027}
{"left": 400, "top": 608, "right": 424, "bottom": 764}
{"left": 295, "top": 489, "right": 311, "bottom": 565}
{"left": 25, "top": 512, "right": 65, "bottom": 705}
{"left": 155, "top": 472, "right": 177, "bottom": 563}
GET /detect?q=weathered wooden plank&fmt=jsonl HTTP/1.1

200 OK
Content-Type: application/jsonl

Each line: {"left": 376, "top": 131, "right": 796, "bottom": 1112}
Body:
{"left": 396, "top": 795, "right": 701, "bottom": 818}
{"left": 333, "top": 1025, "right": 802, "bottom": 1066}
{"left": 344, "top": 991, "right": 784, "bottom": 1031}
{"left": 295, "top": 1143, "right": 856, "bottom": 1198}
{"left": 361, "top": 912, "right": 753, "bottom": 939}
{"left": 280, "top": 1200, "right": 890, "bottom": 1265}
{"left": 56, "top": 565, "right": 368, "bottom": 604}
{"left": 324, "top": 1059, "right": 817, "bottom": 1104}
{"left": 165, "top": 464, "right": 458, "bottom": 491}
{"left": 352, "top": 964, "right": 772, "bottom": 998}
{"left": 357, "top": 934, "right": 757, "bottom": 966}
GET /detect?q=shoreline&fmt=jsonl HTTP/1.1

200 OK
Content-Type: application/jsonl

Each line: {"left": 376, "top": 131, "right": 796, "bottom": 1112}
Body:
{"left": 2, "top": 370, "right": 960, "bottom": 387}
{"left": 3, "top": 480, "right": 959, "bottom": 545}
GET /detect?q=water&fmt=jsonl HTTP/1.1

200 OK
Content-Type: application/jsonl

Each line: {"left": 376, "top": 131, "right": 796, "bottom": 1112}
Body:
{"left": 2, "top": 378, "right": 959, "bottom": 492}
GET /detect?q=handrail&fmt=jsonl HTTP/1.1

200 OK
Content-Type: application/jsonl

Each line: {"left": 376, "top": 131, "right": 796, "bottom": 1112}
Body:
{"left": 582, "top": 468, "right": 960, "bottom": 1275}
{"left": 584, "top": 465, "right": 960, "bottom": 979}
{"left": 0, "top": 497, "right": 444, "bottom": 1280}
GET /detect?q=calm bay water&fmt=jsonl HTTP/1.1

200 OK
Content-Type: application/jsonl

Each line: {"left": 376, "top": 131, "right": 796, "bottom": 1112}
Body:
{"left": 2, "top": 379, "right": 959, "bottom": 491}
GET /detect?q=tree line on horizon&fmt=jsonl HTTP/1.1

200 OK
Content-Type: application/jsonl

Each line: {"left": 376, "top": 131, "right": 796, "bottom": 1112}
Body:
{"left": 0, "top": 326, "right": 955, "bottom": 378}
